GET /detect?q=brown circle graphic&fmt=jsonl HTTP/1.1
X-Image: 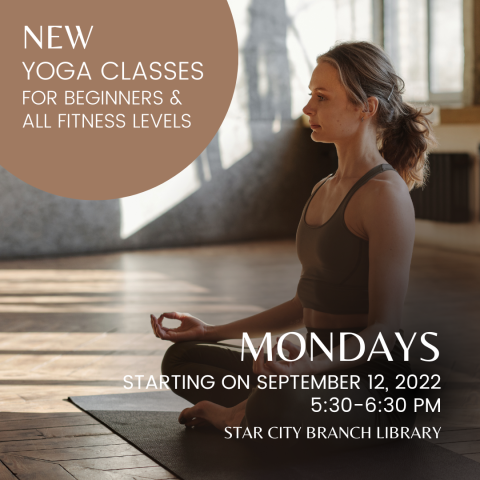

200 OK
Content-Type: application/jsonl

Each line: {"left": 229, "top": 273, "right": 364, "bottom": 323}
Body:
{"left": 1, "top": 0, "right": 238, "bottom": 200}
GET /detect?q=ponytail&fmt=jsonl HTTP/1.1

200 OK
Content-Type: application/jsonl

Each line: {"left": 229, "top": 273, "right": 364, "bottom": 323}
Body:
{"left": 379, "top": 103, "right": 437, "bottom": 190}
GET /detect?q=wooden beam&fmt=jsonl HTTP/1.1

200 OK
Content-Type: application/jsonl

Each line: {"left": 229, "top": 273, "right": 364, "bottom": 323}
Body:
{"left": 0, "top": 415, "right": 99, "bottom": 432}
{"left": 0, "top": 454, "right": 75, "bottom": 479}
{"left": 0, "top": 461, "right": 16, "bottom": 479}
{"left": 10, "top": 444, "right": 139, "bottom": 462}
{"left": 474, "top": 0, "right": 480, "bottom": 104}
{"left": 0, "top": 435, "right": 126, "bottom": 454}
{"left": 57, "top": 455, "right": 158, "bottom": 470}
{"left": 439, "top": 106, "right": 480, "bottom": 124}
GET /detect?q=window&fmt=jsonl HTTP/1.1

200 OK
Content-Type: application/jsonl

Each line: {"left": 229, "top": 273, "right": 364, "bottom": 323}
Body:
{"left": 286, "top": 0, "right": 377, "bottom": 119}
{"left": 287, "top": 0, "right": 465, "bottom": 119}
{"left": 383, "top": 0, "right": 464, "bottom": 105}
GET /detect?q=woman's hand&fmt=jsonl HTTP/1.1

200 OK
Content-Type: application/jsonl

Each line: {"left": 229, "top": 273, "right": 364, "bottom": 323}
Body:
{"left": 150, "top": 312, "right": 213, "bottom": 343}
{"left": 252, "top": 337, "right": 313, "bottom": 376}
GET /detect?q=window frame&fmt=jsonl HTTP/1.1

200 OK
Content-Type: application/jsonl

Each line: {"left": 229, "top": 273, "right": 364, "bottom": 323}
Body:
{"left": 426, "top": 0, "right": 464, "bottom": 105}
{"left": 376, "top": 0, "right": 464, "bottom": 106}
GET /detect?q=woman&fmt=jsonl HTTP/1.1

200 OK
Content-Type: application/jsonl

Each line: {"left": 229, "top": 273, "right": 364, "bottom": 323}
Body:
{"left": 151, "top": 41, "right": 437, "bottom": 449}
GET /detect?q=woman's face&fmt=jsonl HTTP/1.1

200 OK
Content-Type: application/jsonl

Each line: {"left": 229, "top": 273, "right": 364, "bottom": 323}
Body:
{"left": 303, "top": 60, "right": 363, "bottom": 143}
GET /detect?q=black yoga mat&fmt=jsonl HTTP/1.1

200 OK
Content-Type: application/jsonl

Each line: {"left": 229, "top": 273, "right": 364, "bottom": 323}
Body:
{"left": 69, "top": 391, "right": 480, "bottom": 480}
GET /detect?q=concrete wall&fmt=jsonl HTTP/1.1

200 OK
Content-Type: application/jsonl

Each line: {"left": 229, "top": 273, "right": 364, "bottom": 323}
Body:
{"left": 1, "top": 0, "right": 342, "bottom": 259}
{"left": 0, "top": 124, "right": 338, "bottom": 259}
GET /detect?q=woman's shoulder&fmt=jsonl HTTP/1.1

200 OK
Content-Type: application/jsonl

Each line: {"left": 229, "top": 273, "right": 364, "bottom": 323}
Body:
{"left": 362, "top": 168, "right": 414, "bottom": 222}
{"left": 367, "top": 167, "right": 411, "bottom": 199}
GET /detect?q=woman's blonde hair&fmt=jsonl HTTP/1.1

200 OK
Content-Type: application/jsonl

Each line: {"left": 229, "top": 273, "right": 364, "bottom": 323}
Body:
{"left": 317, "top": 40, "right": 438, "bottom": 190}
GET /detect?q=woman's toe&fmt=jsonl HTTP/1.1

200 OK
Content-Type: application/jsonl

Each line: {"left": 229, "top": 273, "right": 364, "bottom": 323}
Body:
{"left": 185, "top": 417, "right": 209, "bottom": 428}
{"left": 178, "top": 407, "right": 194, "bottom": 424}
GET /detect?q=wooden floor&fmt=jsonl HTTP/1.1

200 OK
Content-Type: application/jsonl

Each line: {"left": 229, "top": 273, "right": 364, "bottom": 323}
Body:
{"left": 0, "top": 239, "right": 479, "bottom": 478}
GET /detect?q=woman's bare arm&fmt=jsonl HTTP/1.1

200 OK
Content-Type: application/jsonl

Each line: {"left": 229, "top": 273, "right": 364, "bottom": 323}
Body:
{"left": 204, "top": 293, "right": 305, "bottom": 342}
{"left": 311, "top": 177, "right": 415, "bottom": 372}
{"left": 152, "top": 293, "right": 305, "bottom": 343}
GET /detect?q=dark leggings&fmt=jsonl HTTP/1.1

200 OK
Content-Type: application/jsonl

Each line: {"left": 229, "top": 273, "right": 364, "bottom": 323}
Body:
{"left": 161, "top": 329, "right": 417, "bottom": 449}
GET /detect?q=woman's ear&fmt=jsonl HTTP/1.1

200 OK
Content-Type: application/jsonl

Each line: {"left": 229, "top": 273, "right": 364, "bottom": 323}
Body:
{"left": 364, "top": 96, "right": 379, "bottom": 120}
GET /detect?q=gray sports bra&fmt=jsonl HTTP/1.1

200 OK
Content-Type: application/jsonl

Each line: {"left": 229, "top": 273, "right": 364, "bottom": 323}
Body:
{"left": 296, "top": 163, "right": 396, "bottom": 314}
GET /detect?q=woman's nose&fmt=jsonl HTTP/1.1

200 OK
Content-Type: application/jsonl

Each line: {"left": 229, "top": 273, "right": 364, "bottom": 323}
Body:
{"left": 303, "top": 104, "right": 314, "bottom": 116}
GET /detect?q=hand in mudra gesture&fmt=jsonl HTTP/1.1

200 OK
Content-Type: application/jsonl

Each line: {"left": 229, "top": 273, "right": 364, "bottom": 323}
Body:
{"left": 252, "top": 337, "right": 313, "bottom": 376}
{"left": 150, "top": 312, "right": 211, "bottom": 343}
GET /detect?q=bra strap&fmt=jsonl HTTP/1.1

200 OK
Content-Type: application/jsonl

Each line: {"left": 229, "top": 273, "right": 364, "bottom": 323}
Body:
{"left": 311, "top": 173, "right": 334, "bottom": 196}
{"left": 339, "top": 163, "right": 395, "bottom": 210}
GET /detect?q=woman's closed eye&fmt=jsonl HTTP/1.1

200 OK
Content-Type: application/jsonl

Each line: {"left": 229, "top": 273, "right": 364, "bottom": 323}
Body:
{"left": 308, "top": 93, "right": 325, "bottom": 101}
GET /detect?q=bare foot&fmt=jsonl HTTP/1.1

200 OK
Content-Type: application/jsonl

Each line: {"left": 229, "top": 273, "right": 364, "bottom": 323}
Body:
{"left": 178, "top": 400, "right": 246, "bottom": 431}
